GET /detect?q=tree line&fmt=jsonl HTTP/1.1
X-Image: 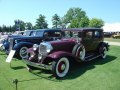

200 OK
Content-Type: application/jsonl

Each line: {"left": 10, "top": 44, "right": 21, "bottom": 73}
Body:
{"left": 0, "top": 7, "right": 104, "bottom": 32}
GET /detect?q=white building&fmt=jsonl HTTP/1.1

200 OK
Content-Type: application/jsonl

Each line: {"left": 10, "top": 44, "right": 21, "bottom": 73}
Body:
{"left": 103, "top": 23, "right": 120, "bottom": 32}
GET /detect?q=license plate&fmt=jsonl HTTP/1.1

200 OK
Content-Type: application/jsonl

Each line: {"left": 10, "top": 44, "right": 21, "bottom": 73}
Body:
{"left": 6, "top": 50, "right": 16, "bottom": 63}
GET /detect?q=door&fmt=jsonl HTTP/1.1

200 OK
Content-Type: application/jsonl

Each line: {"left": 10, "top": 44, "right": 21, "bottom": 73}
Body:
{"left": 93, "top": 30, "right": 103, "bottom": 50}
{"left": 82, "top": 30, "right": 94, "bottom": 52}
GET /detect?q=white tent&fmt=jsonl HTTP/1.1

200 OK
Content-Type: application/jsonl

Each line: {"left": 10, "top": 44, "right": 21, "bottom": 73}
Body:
{"left": 103, "top": 23, "right": 120, "bottom": 32}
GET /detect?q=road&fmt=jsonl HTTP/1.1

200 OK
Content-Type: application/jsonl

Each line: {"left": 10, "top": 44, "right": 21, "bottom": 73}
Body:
{"left": 105, "top": 41, "right": 120, "bottom": 46}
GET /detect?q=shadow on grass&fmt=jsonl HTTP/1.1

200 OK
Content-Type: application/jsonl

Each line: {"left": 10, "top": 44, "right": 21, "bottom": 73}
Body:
{"left": 0, "top": 52, "right": 5, "bottom": 55}
{"left": 29, "top": 70, "right": 61, "bottom": 82}
{"left": 63, "top": 55, "right": 117, "bottom": 80}
{"left": 32, "top": 55, "right": 116, "bottom": 80}
{"left": 10, "top": 66, "right": 26, "bottom": 70}
{"left": 17, "top": 55, "right": 117, "bottom": 81}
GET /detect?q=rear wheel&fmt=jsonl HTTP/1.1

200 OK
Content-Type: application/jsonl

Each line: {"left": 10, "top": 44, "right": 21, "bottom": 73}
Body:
{"left": 52, "top": 57, "right": 70, "bottom": 78}
{"left": 101, "top": 47, "right": 107, "bottom": 59}
{"left": 99, "top": 46, "right": 107, "bottom": 59}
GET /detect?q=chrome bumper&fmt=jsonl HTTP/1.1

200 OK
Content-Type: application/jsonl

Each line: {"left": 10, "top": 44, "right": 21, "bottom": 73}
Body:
{"left": 0, "top": 44, "right": 5, "bottom": 51}
{"left": 22, "top": 59, "right": 52, "bottom": 70}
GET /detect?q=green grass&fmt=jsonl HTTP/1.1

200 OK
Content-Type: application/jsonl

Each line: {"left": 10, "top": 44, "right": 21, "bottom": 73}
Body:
{"left": 0, "top": 46, "right": 120, "bottom": 90}
{"left": 105, "top": 38, "right": 120, "bottom": 42}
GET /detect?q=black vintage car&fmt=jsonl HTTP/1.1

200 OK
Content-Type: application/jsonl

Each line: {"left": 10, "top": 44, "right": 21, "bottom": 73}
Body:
{"left": 8, "top": 29, "right": 62, "bottom": 59}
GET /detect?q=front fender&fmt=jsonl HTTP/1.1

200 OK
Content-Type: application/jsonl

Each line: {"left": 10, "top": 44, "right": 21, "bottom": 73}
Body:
{"left": 48, "top": 51, "right": 75, "bottom": 60}
{"left": 3, "top": 42, "right": 9, "bottom": 50}
{"left": 98, "top": 42, "right": 110, "bottom": 51}
{"left": 13, "top": 42, "right": 33, "bottom": 50}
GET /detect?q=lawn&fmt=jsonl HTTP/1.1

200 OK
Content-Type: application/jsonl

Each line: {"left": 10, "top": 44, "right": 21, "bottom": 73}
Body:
{"left": 0, "top": 46, "right": 120, "bottom": 90}
{"left": 105, "top": 38, "right": 120, "bottom": 42}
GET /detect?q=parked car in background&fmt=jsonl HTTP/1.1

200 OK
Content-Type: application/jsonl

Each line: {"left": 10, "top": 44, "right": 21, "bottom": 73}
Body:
{"left": 23, "top": 28, "right": 109, "bottom": 78}
{"left": 7, "top": 29, "right": 62, "bottom": 59}
{"left": 103, "top": 32, "right": 113, "bottom": 38}
{"left": 112, "top": 32, "right": 120, "bottom": 38}
{"left": 0, "top": 30, "right": 34, "bottom": 53}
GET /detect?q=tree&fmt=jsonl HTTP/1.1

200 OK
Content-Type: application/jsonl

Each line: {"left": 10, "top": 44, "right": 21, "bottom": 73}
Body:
{"left": 68, "top": 19, "right": 79, "bottom": 28}
{"left": 79, "top": 16, "right": 89, "bottom": 27}
{"left": 35, "top": 14, "right": 48, "bottom": 29}
{"left": 25, "top": 22, "right": 33, "bottom": 30}
{"left": 14, "top": 20, "right": 26, "bottom": 31}
{"left": 52, "top": 14, "right": 61, "bottom": 28}
{"left": 63, "top": 7, "right": 86, "bottom": 28}
{"left": 89, "top": 18, "right": 104, "bottom": 28}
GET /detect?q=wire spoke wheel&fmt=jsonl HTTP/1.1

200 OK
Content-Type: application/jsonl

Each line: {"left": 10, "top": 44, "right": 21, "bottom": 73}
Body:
{"left": 20, "top": 47, "right": 28, "bottom": 59}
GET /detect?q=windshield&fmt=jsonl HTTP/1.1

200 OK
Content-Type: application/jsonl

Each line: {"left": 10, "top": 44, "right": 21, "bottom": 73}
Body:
{"left": 63, "top": 31, "right": 82, "bottom": 38}
{"left": 23, "top": 30, "right": 31, "bottom": 36}
{"left": 30, "top": 30, "right": 44, "bottom": 37}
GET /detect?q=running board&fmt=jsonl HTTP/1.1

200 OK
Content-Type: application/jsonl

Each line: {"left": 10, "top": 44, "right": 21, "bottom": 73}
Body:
{"left": 85, "top": 54, "right": 102, "bottom": 61}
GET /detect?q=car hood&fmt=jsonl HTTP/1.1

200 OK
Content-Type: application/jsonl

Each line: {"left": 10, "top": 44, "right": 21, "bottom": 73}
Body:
{"left": 10, "top": 36, "right": 43, "bottom": 40}
{"left": 50, "top": 38, "right": 77, "bottom": 53}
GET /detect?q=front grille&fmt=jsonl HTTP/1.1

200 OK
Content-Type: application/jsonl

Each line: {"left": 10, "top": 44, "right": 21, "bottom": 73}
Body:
{"left": 9, "top": 38, "right": 14, "bottom": 51}
{"left": 39, "top": 44, "right": 47, "bottom": 54}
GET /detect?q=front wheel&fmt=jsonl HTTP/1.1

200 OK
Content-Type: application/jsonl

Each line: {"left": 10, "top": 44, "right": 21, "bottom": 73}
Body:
{"left": 18, "top": 46, "right": 28, "bottom": 59}
{"left": 52, "top": 57, "right": 70, "bottom": 78}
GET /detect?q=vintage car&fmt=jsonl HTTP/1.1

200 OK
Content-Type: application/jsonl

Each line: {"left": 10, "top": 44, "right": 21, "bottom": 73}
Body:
{"left": 7, "top": 29, "right": 62, "bottom": 59}
{"left": 22, "top": 28, "right": 109, "bottom": 78}
{"left": 0, "top": 30, "right": 34, "bottom": 53}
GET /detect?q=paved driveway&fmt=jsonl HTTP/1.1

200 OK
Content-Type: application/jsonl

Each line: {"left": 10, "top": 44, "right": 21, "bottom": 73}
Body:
{"left": 105, "top": 41, "right": 120, "bottom": 46}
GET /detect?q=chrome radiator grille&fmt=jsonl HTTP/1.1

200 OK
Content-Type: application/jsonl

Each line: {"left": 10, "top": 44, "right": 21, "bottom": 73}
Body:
{"left": 39, "top": 44, "right": 47, "bottom": 54}
{"left": 9, "top": 38, "right": 14, "bottom": 51}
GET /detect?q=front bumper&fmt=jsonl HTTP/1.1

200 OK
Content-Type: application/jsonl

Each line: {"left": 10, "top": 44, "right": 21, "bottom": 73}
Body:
{"left": 0, "top": 44, "right": 5, "bottom": 51}
{"left": 22, "top": 59, "right": 52, "bottom": 70}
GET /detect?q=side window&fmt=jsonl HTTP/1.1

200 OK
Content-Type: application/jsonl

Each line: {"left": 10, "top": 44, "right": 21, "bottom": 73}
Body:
{"left": 94, "top": 31, "right": 100, "bottom": 38}
{"left": 54, "top": 32, "right": 61, "bottom": 37}
{"left": 85, "top": 31, "right": 93, "bottom": 39}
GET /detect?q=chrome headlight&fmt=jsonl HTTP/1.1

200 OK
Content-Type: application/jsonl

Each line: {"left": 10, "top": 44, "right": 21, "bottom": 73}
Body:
{"left": 15, "top": 40, "right": 18, "bottom": 44}
{"left": 39, "top": 42, "right": 53, "bottom": 55}
{"left": 33, "top": 44, "right": 39, "bottom": 51}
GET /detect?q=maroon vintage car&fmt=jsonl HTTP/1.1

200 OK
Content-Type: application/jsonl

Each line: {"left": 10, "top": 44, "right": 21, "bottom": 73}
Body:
{"left": 22, "top": 28, "right": 109, "bottom": 78}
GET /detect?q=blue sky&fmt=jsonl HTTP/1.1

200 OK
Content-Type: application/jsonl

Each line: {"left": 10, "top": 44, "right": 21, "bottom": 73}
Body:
{"left": 0, "top": 0, "right": 120, "bottom": 28}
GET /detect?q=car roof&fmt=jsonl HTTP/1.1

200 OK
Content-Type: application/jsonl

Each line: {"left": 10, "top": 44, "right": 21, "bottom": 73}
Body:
{"left": 36, "top": 29, "right": 61, "bottom": 32}
{"left": 62, "top": 28, "right": 103, "bottom": 32}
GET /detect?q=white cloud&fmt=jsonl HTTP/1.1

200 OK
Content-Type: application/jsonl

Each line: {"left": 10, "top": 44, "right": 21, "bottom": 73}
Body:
{"left": 103, "top": 23, "right": 120, "bottom": 32}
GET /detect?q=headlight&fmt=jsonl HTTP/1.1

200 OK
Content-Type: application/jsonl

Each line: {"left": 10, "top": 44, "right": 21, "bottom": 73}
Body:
{"left": 33, "top": 44, "right": 39, "bottom": 51}
{"left": 8, "top": 38, "right": 11, "bottom": 42}
{"left": 15, "top": 40, "right": 18, "bottom": 44}
{"left": 39, "top": 42, "right": 53, "bottom": 55}
{"left": 30, "top": 52, "right": 35, "bottom": 58}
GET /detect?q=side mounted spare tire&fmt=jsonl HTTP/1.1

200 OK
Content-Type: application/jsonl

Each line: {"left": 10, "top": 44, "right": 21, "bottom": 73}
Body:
{"left": 72, "top": 44, "right": 85, "bottom": 61}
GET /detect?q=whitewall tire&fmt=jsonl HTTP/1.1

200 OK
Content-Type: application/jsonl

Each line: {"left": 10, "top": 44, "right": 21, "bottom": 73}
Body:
{"left": 101, "top": 47, "right": 107, "bottom": 59}
{"left": 52, "top": 57, "right": 70, "bottom": 78}
{"left": 19, "top": 46, "right": 28, "bottom": 59}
